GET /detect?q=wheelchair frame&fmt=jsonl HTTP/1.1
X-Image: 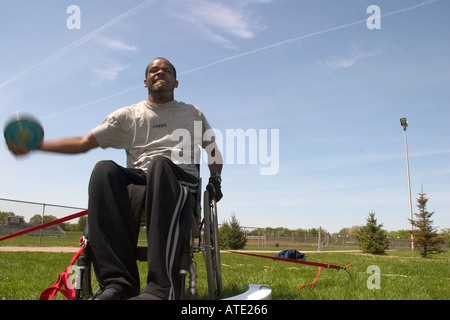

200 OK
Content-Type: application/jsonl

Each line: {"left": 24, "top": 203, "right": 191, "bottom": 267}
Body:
{"left": 73, "top": 189, "right": 222, "bottom": 300}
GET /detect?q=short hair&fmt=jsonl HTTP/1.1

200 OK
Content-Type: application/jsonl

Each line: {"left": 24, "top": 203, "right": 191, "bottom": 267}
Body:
{"left": 145, "top": 57, "right": 177, "bottom": 79}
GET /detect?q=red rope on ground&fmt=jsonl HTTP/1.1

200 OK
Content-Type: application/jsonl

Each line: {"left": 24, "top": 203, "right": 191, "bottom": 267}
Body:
{"left": 297, "top": 267, "right": 321, "bottom": 290}
{"left": 227, "top": 250, "right": 342, "bottom": 270}
{"left": 226, "top": 250, "right": 352, "bottom": 290}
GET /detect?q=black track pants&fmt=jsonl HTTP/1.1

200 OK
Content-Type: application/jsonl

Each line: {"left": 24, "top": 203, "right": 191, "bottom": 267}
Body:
{"left": 87, "top": 156, "right": 198, "bottom": 299}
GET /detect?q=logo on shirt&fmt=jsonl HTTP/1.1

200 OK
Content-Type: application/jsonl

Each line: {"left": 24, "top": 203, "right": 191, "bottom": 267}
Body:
{"left": 152, "top": 123, "right": 167, "bottom": 128}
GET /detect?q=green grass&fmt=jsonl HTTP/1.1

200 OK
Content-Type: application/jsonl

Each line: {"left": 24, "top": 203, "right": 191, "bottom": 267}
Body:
{"left": 0, "top": 247, "right": 448, "bottom": 300}
{"left": 218, "top": 250, "right": 449, "bottom": 300}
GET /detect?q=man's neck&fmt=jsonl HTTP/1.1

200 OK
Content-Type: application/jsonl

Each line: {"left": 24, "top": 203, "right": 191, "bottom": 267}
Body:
{"left": 148, "top": 92, "right": 174, "bottom": 104}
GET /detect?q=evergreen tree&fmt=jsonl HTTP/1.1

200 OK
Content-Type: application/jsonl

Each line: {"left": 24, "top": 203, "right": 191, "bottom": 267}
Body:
{"left": 409, "top": 191, "right": 444, "bottom": 258}
{"left": 219, "top": 213, "right": 247, "bottom": 250}
{"left": 356, "top": 211, "right": 389, "bottom": 254}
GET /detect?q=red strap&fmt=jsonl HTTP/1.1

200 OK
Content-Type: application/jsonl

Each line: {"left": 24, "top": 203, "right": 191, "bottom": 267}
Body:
{"left": 227, "top": 250, "right": 341, "bottom": 270}
{"left": 39, "top": 267, "right": 75, "bottom": 300}
{"left": 227, "top": 250, "right": 351, "bottom": 291}
{"left": 297, "top": 267, "right": 321, "bottom": 290}
{"left": 39, "top": 240, "right": 86, "bottom": 300}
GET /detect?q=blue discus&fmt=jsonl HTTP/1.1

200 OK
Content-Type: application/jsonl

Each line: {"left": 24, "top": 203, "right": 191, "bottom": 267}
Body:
{"left": 4, "top": 115, "right": 44, "bottom": 151}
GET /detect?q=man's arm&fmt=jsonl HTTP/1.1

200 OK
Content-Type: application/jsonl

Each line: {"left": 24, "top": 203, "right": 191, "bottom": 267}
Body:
{"left": 206, "top": 141, "right": 223, "bottom": 202}
{"left": 39, "top": 131, "right": 100, "bottom": 154}
{"left": 8, "top": 131, "right": 100, "bottom": 156}
{"left": 207, "top": 141, "right": 222, "bottom": 176}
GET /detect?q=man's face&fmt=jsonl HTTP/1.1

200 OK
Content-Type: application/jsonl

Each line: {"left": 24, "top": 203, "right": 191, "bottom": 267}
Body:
{"left": 144, "top": 59, "right": 178, "bottom": 92}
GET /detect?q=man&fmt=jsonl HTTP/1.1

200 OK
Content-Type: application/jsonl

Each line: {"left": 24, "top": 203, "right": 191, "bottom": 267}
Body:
{"left": 8, "top": 57, "right": 223, "bottom": 300}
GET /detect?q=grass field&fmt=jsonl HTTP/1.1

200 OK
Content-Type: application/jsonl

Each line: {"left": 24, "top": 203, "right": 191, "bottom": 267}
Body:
{"left": 1, "top": 233, "right": 449, "bottom": 300}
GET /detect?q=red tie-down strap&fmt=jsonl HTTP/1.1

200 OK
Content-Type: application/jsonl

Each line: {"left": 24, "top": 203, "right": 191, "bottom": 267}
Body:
{"left": 39, "top": 238, "right": 86, "bottom": 300}
{"left": 297, "top": 266, "right": 322, "bottom": 290}
{"left": 227, "top": 251, "right": 352, "bottom": 290}
{"left": 297, "top": 264, "right": 352, "bottom": 290}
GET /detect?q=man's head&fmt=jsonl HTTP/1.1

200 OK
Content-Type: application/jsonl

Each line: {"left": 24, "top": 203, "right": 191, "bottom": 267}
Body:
{"left": 144, "top": 58, "right": 178, "bottom": 103}
{"left": 145, "top": 57, "right": 177, "bottom": 80}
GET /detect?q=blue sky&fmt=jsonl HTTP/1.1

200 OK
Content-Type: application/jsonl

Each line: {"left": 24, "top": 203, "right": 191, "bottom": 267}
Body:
{"left": 1, "top": 0, "right": 449, "bottom": 233}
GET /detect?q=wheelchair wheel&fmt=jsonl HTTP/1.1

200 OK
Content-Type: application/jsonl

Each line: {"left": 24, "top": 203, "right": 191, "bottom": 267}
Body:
{"left": 203, "top": 191, "right": 223, "bottom": 300}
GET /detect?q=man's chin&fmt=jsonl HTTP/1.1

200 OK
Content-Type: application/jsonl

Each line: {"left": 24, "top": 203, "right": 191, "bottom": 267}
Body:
{"left": 151, "top": 84, "right": 172, "bottom": 92}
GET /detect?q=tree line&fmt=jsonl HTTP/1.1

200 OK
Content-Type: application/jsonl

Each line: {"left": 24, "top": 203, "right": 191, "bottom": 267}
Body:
{"left": 219, "top": 191, "right": 449, "bottom": 258}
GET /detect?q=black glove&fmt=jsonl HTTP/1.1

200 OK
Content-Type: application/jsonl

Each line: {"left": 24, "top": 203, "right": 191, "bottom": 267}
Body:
{"left": 207, "top": 176, "right": 223, "bottom": 202}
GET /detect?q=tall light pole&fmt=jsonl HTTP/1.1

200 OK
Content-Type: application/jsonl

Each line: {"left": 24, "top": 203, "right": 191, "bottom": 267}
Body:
{"left": 400, "top": 118, "right": 414, "bottom": 250}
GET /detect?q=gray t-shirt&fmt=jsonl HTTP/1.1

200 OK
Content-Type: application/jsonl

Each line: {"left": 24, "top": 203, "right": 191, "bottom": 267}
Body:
{"left": 92, "top": 99, "right": 214, "bottom": 177}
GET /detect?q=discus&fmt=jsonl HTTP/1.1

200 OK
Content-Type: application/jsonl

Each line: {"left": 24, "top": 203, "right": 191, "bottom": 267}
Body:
{"left": 4, "top": 114, "right": 44, "bottom": 151}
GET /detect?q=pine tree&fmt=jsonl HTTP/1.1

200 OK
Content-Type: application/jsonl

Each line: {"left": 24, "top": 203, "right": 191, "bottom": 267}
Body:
{"left": 219, "top": 213, "right": 247, "bottom": 250}
{"left": 409, "top": 191, "right": 444, "bottom": 258}
{"left": 356, "top": 211, "right": 389, "bottom": 255}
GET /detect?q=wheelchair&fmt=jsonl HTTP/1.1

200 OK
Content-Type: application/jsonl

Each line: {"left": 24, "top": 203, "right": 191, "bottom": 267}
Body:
{"left": 72, "top": 179, "right": 223, "bottom": 300}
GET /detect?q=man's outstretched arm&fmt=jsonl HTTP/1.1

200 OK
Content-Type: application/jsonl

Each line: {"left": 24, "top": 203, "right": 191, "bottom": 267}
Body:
{"left": 39, "top": 131, "right": 100, "bottom": 154}
{"left": 8, "top": 131, "right": 99, "bottom": 156}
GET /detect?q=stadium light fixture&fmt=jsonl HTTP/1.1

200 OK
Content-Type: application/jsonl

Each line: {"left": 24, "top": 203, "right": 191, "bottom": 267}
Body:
{"left": 400, "top": 117, "right": 414, "bottom": 250}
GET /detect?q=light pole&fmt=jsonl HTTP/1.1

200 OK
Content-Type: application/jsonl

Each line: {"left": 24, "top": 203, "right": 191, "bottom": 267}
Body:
{"left": 400, "top": 118, "right": 414, "bottom": 250}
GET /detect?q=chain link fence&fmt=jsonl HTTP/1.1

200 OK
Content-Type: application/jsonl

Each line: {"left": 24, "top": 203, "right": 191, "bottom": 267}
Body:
{"left": 1, "top": 198, "right": 411, "bottom": 250}
{"left": 241, "top": 226, "right": 410, "bottom": 250}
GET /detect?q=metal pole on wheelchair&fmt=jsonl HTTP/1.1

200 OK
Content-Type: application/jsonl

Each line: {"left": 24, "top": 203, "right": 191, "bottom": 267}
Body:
{"left": 74, "top": 238, "right": 91, "bottom": 300}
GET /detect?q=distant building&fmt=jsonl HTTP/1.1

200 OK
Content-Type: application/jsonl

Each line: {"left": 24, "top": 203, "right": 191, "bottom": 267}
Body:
{"left": 4, "top": 216, "right": 25, "bottom": 226}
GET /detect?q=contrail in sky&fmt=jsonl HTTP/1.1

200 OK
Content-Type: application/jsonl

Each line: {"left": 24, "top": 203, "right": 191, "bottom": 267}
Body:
{"left": 41, "top": 85, "right": 141, "bottom": 120}
{"left": 0, "top": 0, "right": 157, "bottom": 90}
{"left": 179, "top": 0, "right": 439, "bottom": 75}
{"left": 29, "top": 0, "right": 440, "bottom": 118}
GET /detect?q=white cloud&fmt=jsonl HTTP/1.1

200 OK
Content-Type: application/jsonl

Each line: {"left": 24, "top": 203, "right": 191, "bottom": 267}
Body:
{"left": 98, "top": 38, "right": 138, "bottom": 53}
{"left": 89, "top": 39, "right": 137, "bottom": 86}
{"left": 91, "top": 63, "right": 125, "bottom": 86}
{"left": 194, "top": 2, "right": 255, "bottom": 39}
{"left": 318, "top": 45, "right": 383, "bottom": 72}
{"left": 173, "top": 0, "right": 267, "bottom": 48}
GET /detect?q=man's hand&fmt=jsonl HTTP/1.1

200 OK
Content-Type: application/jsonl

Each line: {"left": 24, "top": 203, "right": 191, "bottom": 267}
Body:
{"left": 7, "top": 143, "right": 32, "bottom": 157}
{"left": 207, "top": 176, "right": 223, "bottom": 202}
